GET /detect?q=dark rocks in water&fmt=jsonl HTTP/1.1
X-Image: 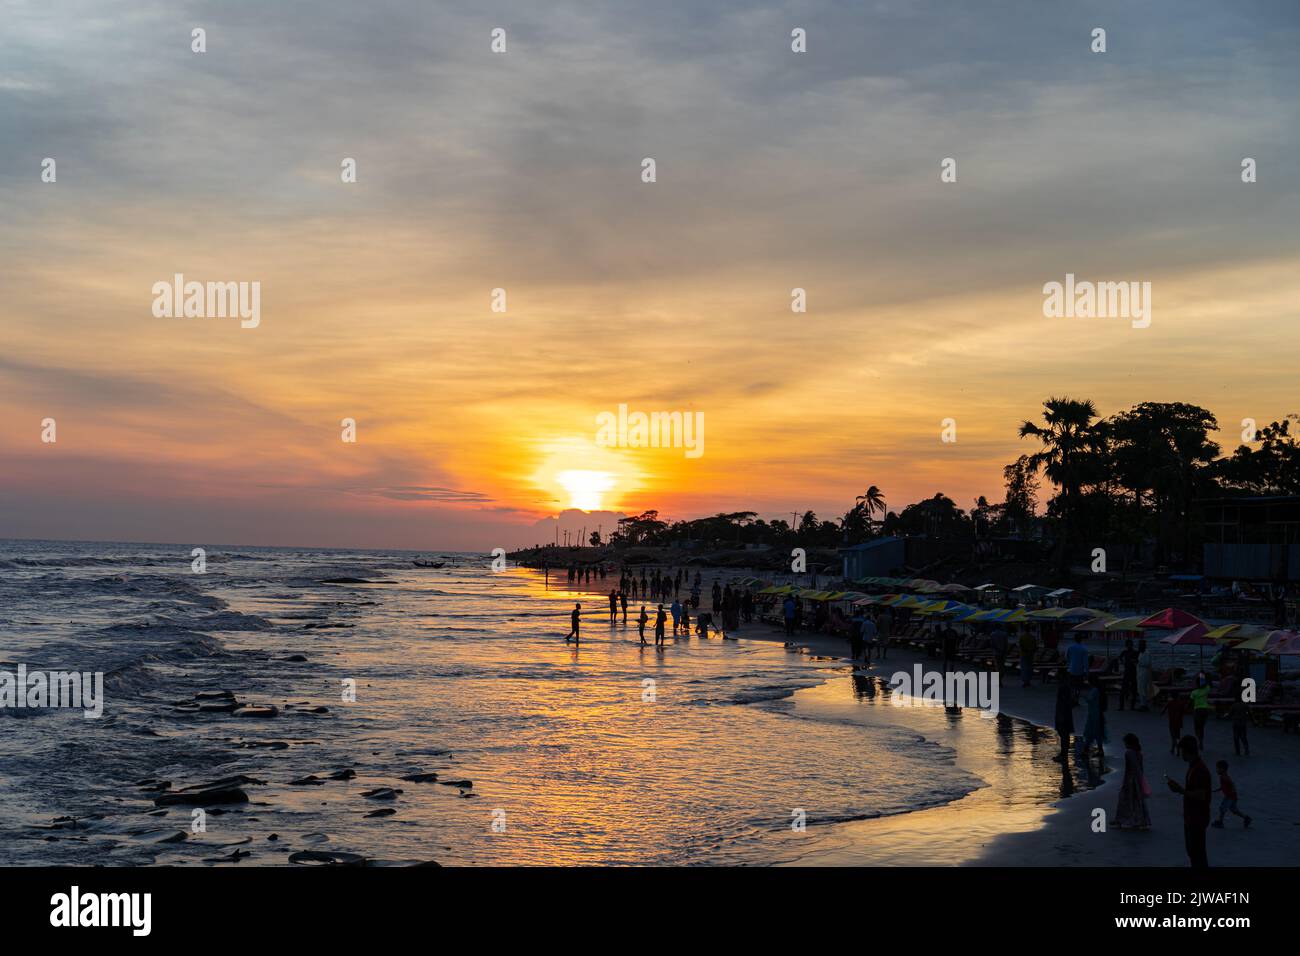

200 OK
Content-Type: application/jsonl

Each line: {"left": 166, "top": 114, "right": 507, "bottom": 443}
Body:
{"left": 32, "top": 816, "right": 97, "bottom": 832}
{"left": 458, "top": 792, "right": 478, "bottom": 798}
{"left": 364, "top": 808, "right": 397, "bottom": 818}
{"left": 327, "top": 768, "right": 356, "bottom": 781}
{"left": 281, "top": 654, "right": 308, "bottom": 662}
{"left": 409, "top": 860, "right": 443, "bottom": 867}
{"left": 202, "top": 849, "right": 250, "bottom": 863}
{"left": 181, "top": 774, "right": 266, "bottom": 790}
{"left": 154, "top": 774, "right": 264, "bottom": 807}
{"left": 360, "top": 787, "right": 403, "bottom": 800}
{"left": 437, "top": 780, "right": 473, "bottom": 789}
{"left": 195, "top": 690, "right": 237, "bottom": 701}
{"left": 400, "top": 772, "right": 439, "bottom": 783}
{"left": 156, "top": 831, "right": 188, "bottom": 844}
{"left": 136, "top": 779, "right": 171, "bottom": 792}
{"left": 236, "top": 740, "right": 290, "bottom": 750}
{"left": 288, "top": 850, "right": 366, "bottom": 866}
{"left": 320, "top": 577, "right": 382, "bottom": 585}
{"left": 284, "top": 703, "right": 330, "bottom": 714}
{"left": 144, "top": 809, "right": 168, "bottom": 817}
{"left": 156, "top": 787, "right": 248, "bottom": 807}
{"left": 233, "top": 705, "right": 279, "bottom": 719}
{"left": 267, "top": 834, "right": 279, "bottom": 841}
{"left": 290, "top": 775, "right": 325, "bottom": 786}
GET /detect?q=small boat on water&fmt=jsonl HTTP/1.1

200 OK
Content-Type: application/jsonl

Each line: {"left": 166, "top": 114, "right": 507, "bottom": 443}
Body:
{"left": 412, "top": 560, "right": 445, "bottom": 568}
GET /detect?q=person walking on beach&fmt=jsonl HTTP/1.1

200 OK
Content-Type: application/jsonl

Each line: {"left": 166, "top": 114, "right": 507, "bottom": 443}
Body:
{"left": 1115, "top": 733, "right": 1152, "bottom": 829}
{"left": 608, "top": 589, "right": 618, "bottom": 624}
{"left": 1211, "top": 760, "right": 1251, "bottom": 829}
{"left": 565, "top": 603, "right": 582, "bottom": 644}
{"left": 1053, "top": 667, "right": 1074, "bottom": 763}
{"left": 860, "top": 613, "right": 878, "bottom": 662}
{"left": 711, "top": 581, "right": 722, "bottom": 614}
{"left": 1066, "top": 633, "right": 1090, "bottom": 702}
{"left": 1079, "top": 675, "right": 1107, "bottom": 767}
{"left": 1229, "top": 689, "right": 1251, "bottom": 757}
{"left": 1166, "top": 735, "right": 1212, "bottom": 868}
{"left": 654, "top": 604, "right": 667, "bottom": 646}
{"left": 1164, "top": 692, "right": 1188, "bottom": 755}
{"left": 783, "top": 595, "right": 797, "bottom": 637}
{"left": 1190, "top": 675, "right": 1212, "bottom": 750}
{"left": 1118, "top": 639, "right": 1139, "bottom": 711}
{"left": 848, "top": 616, "right": 864, "bottom": 661}
{"left": 637, "top": 605, "right": 649, "bottom": 644}
{"left": 1018, "top": 629, "right": 1036, "bottom": 687}
{"left": 670, "top": 598, "right": 682, "bottom": 635}
{"left": 990, "top": 624, "right": 1008, "bottom": 675}
{"left": 877, "top": 609, "right": 892, "bottom": 659}
{"left": 680, "top": 602, "right": 690, "bottom": 638}
{"left": 1136, "top": 639, "right": 1152, "bottom": 710}
{"left": 620, "top": 589, "right": 628, "bottom": 624}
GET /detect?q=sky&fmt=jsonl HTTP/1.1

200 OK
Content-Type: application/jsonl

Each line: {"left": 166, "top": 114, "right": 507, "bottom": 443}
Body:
{"left": 1, "top": 0, "right": 1298, "bottom": 550}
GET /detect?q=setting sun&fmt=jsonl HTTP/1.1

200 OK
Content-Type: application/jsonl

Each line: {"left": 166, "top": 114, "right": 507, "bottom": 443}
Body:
{"left": 556, "top": 470, "right": 615, "bottom": 511}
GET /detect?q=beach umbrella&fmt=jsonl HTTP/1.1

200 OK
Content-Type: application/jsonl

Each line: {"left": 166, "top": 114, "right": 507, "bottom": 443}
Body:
{"left": 920, "top": 599, "right": 968, "bottom": 614}
{"left": 1262, "top": 630, "right": 1300, "bottom": 656}
{"left": 1139, "top": 607, "right": 1205, "bottom": 630}
{"left": 1071, "top": 616, "right": 1115, "bottom": 633}
{"left": 1159, "top": 622, "right": 1215, "bottom": 669}
{"left": 935, "top": 582, "right": 973, "bottom": 593}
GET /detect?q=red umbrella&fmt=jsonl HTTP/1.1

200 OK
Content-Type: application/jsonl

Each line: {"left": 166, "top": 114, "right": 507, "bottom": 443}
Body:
{"left": 1140, "top": 607, "right": 1206, "bottom": 630}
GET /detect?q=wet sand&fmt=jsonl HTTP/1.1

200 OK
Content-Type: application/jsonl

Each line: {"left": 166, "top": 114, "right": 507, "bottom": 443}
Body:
{"left": 739, "top": 623, "right": 1300, "bottom": 866}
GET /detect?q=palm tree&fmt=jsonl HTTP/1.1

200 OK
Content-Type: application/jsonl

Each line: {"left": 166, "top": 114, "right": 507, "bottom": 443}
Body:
{"left": 1019, "top": 397, "right": 1102, "bottom": 572}
{"left": 856, "top": 485, "right": 886, "bottom": 534}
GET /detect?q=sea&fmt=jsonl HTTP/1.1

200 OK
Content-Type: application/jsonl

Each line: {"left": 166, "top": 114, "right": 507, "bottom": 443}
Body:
{"left": 1, "top": 538, "right": 1052, "bottom": 866}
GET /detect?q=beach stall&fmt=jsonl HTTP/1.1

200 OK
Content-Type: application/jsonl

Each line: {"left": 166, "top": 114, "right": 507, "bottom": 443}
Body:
{"left": 1010, "top": 583, "right": 1052, "bottom": 607}
{"left": 1045, "top": 587, "right": 1076, "bottom": 607}
{"left": 973, "top": 583, "right": 1005, "bottom": 607}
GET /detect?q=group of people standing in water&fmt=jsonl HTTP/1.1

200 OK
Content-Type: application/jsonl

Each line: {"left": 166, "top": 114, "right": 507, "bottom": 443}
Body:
{"left": 560, "top": 566, "right": 754, "bottom": 648}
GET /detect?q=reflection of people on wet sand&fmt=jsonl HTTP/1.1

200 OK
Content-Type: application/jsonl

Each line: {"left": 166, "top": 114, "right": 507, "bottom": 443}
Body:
{"left": 564, "top": 603, "right": 581, "bottom": 644}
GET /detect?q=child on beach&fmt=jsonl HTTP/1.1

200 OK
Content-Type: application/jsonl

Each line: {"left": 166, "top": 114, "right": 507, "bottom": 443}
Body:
{"left": 1211, "top": 761, "right": 1252, "bottom": 829}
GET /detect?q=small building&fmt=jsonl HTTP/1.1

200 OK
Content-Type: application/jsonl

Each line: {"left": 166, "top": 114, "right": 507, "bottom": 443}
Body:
{"left": 839, "top": 537, "right": 905, "bottom": 582}
{"left": 1198, "top": 496, "right": 1300, "bottom": 581}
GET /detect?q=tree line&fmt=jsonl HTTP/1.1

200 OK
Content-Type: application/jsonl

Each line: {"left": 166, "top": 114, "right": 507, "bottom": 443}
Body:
{"left": 606, "top": 398, "right": 1299, "bottom": 572}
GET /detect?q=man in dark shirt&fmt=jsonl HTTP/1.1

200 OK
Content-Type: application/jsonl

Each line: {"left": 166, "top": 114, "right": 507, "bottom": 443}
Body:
{"left": 1166, "top": 735, "right": 1212, "bottom": 868}
{"left": 565, "top": 603, "right": 581, "bottom": 644}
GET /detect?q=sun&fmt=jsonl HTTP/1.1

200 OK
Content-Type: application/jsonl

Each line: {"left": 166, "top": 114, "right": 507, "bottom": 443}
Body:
{"left": 556, "top": 470, "right": 616, "bottom": 511}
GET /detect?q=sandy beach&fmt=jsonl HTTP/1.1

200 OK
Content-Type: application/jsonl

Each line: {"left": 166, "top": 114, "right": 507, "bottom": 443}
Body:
{"left": 734, "top": 619, "right": 1300, "bottom": 866}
